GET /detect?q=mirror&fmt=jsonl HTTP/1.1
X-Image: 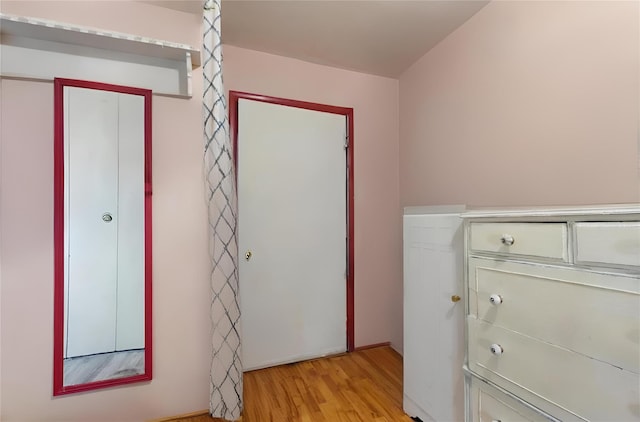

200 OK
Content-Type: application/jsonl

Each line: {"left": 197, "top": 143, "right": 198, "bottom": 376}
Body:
{"left": 53, "top": 78, "right": 152, "bottom": 395}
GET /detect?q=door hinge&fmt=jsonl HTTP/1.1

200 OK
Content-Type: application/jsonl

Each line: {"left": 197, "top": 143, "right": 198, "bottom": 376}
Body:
{"left": 344, "top": 135, "right": 349, "bottom": 149}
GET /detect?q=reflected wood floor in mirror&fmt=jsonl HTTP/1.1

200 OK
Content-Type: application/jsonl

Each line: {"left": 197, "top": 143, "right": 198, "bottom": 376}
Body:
{"left": 157, "top": 346, "right": 413, "bottom": 422}
{"left": 64, "top": 349, "right": 144, "bottom": 385}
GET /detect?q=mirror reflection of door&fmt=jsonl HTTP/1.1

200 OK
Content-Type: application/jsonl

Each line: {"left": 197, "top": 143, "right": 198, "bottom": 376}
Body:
{"left": 58, "top": 82, "right": 148, "bottom": 390}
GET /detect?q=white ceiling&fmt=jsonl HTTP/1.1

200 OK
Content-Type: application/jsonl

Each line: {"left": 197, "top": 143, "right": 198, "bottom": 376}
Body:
{"left": 144, "top": 1, "right": 489, "bottom": 78}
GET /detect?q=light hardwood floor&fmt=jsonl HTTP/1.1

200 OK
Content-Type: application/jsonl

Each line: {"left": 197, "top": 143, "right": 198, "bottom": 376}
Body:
{"left": 160, "top": 346, "right": 413, "bottom": 422}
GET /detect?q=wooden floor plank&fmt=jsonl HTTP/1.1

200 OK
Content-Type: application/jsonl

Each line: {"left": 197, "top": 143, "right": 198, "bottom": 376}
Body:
{"left": 158, "top": 346, "right": 412, "bottom": 422}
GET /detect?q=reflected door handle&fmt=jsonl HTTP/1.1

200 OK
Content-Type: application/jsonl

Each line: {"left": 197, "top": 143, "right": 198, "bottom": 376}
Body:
{"left": 245, "top": 251, "right": 252, "bottom": 261}
{"left": 451, "top": 295, "right": 461, "bottom": 303}
{"left": 102, "top": 212, "right": 113, "bottom": 222}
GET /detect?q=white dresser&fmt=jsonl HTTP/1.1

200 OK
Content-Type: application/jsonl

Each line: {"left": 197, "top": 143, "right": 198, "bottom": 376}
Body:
{"left": 462, "top": 206, "right": 640, "bottom": 422}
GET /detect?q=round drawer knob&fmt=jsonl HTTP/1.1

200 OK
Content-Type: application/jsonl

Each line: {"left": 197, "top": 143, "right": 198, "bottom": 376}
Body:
{"left": 500, "top": 234, "right": 515, "bottom": 246}
{"left": 490, "top": 344, "right": 504, "bottom": 355}
{"left": 489, "top": 294, "right": 503, "bottom": 305}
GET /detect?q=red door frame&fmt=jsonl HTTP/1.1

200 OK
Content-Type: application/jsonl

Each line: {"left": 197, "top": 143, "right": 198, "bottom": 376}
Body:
{"left": 229, "top": 91, "right": 355, "bottom": 352}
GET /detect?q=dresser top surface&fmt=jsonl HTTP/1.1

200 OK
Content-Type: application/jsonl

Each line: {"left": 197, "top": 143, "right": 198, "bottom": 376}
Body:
{"left": 462, "top": 203, "right": 640, "bottom": 219}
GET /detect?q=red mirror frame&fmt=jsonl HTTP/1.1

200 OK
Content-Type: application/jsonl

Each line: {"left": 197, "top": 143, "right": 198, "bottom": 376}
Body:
{"left": 53, "top": 78, "right": 153, "bottom": 396}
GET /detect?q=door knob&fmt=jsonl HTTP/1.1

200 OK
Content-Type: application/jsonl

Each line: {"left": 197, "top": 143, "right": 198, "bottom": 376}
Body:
{"left": 102, "top": 212, "right": 113, "bottom": 222}
{"left": 245, "top": 251, "right": 252, "bottom": 261}
{"left": 489, "top": 294, "right": 503, "bottom": 305}
{"left": 500, "top": 234, "right": 515, "bottom": 246}
{"left": 490, "top": 344, "right": 504, "bottom": 355}
{"left": 451, "top": 295, "right": 461, "bottom": 303}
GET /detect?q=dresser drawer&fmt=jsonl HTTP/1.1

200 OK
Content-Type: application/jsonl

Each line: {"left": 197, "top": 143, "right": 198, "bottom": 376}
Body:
{"left": 470, "top": 258, "right": 640, "bottom": 374}
{"left": 469, "top": 223, "right": 568, "bottom": 261}
{"left": 468, "top": 319, "right": 640, "bottom": 421}
{"left": 575, "top": 222, "right": 640, "bottom": 268}
{"left": 469, "top": 377, "right": 550, "bottom": 422}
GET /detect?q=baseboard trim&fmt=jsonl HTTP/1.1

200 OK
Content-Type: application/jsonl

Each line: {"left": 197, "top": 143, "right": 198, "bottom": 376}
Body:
{"left": 390, "top": 343, "right": 403, "bottom": 356}
{"left": 353, "top": 341, "right": 391, "bottom": 352}
{"left": 148, "top": 410, "right": 209, "bottom": 422}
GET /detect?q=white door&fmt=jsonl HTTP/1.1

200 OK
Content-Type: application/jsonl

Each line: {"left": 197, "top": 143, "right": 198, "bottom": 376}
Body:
{"left": 403, "top": 211, "right": 464, "bottom": 422}
{"left": 237, "top": 99, "right": 347, "bottom": 371}
{"left": 65, "top": 87, "right": 119, "bottom": 358}
{"left": 113, "top": 93, "right": 145, "bottom": 351}
{"left": 64, "top": 87, "right": 145, "bottom": 358}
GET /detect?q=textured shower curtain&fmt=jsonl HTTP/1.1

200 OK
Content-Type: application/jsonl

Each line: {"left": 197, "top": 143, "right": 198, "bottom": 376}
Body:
{"left": 203, "top": 0, "right": 243, "bottom": 420}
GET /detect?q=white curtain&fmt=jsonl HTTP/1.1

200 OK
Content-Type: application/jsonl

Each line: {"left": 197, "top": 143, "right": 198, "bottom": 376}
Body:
{"left": 203, "top": 0, "right": 243, "bottom": 420}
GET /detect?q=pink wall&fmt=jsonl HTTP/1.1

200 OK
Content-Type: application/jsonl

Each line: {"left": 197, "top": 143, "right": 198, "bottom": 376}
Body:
{"left": 400, "top": 1, "right": 640, "bottom": 207}
{"left": 1, "top": 2, "right": 211, "bottom": 421}
{"left": 222, "top": 45, "right": 402, "bottom": 352}
{"left": 0, "top": 2, "right": 402, "bottom": 421}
